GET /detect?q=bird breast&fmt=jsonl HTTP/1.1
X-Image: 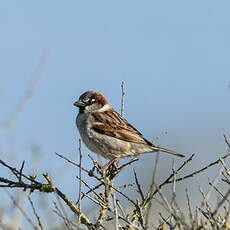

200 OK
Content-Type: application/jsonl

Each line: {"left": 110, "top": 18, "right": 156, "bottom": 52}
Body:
{"left": 76, "top": 113, "right": 134, "bottom": 159}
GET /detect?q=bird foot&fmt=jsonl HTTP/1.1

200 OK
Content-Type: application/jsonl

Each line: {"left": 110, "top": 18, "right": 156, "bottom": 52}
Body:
{"left": 91, "top": 159, "right": 119, "bottom": 178}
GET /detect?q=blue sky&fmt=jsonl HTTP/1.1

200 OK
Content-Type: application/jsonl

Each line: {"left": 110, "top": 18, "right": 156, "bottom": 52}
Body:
{"left": 1, "top": 1, "right": 230, "bottom": 228}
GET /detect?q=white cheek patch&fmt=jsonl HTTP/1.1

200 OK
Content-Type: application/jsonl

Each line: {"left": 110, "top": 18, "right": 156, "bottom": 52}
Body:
{"left": 96, "top": 104, "right": 110, "bottom": 112}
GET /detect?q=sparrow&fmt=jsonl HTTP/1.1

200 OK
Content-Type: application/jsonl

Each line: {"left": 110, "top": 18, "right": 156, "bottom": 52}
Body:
{"left": 74, "top": 91, "right": 184, "bottom": 174}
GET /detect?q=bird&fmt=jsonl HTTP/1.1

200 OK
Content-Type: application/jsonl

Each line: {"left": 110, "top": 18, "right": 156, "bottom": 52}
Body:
{"left": 74, "top": 91, "right": 184, "bottom": 175}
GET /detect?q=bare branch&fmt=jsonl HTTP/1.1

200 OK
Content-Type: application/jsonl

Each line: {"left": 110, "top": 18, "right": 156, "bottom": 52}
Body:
{"left": 133, "top": 169, "right": 145, "bottom": 202}
{"left": 224, "top": 134, "right": 230, "bottom": 148}
{"left": 77, "top": 139, "right": 83, "bottom": 228}
{"left": 121, "top": 81, "right": 125, "bottom": 118}
{"left": 112, "top": 194, "right": 119, "bottom": 230}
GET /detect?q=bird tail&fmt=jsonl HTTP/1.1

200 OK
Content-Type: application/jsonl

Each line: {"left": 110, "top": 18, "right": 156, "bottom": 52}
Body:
{"left": 151, "top": 146, "right": 185, "bottom": 157}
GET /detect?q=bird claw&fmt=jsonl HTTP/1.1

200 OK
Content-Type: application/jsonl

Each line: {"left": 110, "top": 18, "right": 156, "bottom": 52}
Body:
{"left": 92, "top": 163, "right": 104, "bottom": 175}
{"left": 88, "top": 154, "right": 119, "bottom": 178}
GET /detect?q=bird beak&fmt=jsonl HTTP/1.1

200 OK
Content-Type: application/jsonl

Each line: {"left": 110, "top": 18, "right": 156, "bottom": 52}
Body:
{"left": 74, "top": 100, "right": 85, "bottom": 107}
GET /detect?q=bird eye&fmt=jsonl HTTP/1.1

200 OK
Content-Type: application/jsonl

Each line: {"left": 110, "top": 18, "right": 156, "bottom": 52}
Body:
{"left": 83, "top": 98, "right": 95, "bottom": 105}
{"left": 82, "top": 98, "right": 89, "bottom": 103}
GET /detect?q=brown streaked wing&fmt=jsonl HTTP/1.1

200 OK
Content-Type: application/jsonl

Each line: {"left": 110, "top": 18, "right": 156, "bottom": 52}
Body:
{"left": 92, "top": 110, "right": 151, "bottom": 145}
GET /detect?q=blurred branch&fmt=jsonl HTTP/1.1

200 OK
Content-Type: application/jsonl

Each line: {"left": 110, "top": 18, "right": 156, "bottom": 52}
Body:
{"left": 52, "top": 200, "right": 76, "bottom": 230}
{"left": 0, "top": 50, "right": 51, "bottom": 135}
{"left": 28, "top": 195, "right": 44, "bottom": 230}
{"left": 5, "top": 190, "right": 36, "bottom": 229}
{"left": 2, "top": 142, "right": 230, "bottom": 229}
{"left": 152, "top": 131, "right": 168, "bottom": 144}
{"left": 2, "top": 81, "right": 230, "bottom": 229}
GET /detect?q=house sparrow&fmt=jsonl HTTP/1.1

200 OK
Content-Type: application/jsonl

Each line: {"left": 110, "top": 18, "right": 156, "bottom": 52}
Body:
{"left": 74, "top": 91, "right": 184, "bottom": 173}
